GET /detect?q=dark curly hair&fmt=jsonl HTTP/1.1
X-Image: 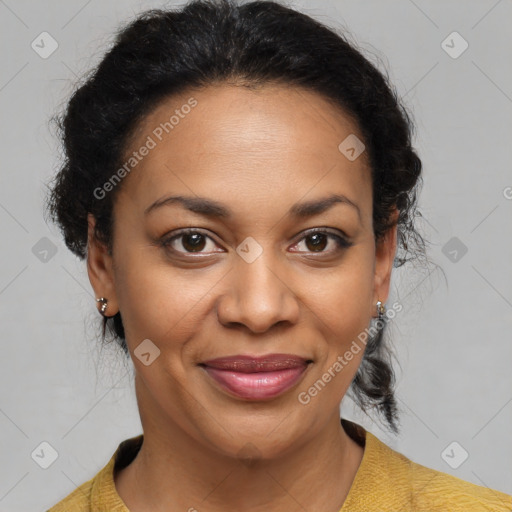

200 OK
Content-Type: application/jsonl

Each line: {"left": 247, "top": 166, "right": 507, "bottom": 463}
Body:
{"left": 44, "top": 0, "right": 432, "bottom": 435}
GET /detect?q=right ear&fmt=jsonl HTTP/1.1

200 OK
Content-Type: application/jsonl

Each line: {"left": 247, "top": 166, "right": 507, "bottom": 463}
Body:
{"left": 87, "top": 213, "right": 119, "bottom": 317}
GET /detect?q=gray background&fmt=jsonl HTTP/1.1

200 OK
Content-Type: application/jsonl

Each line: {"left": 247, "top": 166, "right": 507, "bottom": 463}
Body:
{"left": 0, "top": 0, "right": 511, "bottom": 510}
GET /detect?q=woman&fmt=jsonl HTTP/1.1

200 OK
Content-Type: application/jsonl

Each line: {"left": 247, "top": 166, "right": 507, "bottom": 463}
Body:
{"left": 45, "top": 0, "right": 512, "bottom": 510}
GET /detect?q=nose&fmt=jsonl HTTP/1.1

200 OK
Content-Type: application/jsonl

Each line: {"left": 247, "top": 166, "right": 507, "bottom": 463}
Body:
{"left": 216, "top": 250, "right": 300, "bottom": 334}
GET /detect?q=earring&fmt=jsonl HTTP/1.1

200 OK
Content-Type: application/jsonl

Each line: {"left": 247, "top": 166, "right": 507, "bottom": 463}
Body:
{"left": 96, "top": 297, "right": 108, "bottom": 316}
{"left": 376, "top": 300, "right": 386, "bottom": 320}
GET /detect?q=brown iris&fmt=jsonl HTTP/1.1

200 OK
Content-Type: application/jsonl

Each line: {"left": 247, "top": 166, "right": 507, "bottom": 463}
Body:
{"left": 182, "top": 232, "right": 207, "bottom": 252}
{"left": 305, "top": 233, "right": 328, "bottom": 252}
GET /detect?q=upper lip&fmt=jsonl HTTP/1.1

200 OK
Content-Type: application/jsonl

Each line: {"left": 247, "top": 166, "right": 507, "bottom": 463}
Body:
{"left": 201, "top": 353, "right": 311, "bottom": 373}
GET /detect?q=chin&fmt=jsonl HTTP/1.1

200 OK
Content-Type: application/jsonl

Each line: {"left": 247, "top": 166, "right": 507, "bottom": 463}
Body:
{"left": 195, "top": 409, "right": 311, "bottom": 462}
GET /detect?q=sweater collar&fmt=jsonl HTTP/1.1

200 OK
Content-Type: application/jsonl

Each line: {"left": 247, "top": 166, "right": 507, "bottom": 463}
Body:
{"left": 90, "top": 418, "right": 391, "bottom": 511}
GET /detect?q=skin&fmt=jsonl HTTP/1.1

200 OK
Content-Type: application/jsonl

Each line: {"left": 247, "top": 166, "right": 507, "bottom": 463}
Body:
{"left": 87, "top": 82, "right": 398, "bottom": 512}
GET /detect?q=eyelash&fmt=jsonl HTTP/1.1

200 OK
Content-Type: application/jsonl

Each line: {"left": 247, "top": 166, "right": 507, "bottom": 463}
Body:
{"left": 159, "top": 227, "right": 353, "bottom": 257}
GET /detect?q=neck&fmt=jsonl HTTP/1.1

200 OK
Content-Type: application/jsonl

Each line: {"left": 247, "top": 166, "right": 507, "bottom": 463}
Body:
{"left": 115, "top": 392, "right": 364, "bottom": 512}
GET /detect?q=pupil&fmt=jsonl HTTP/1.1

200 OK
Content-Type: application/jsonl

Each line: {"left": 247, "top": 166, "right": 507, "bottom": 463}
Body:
{"left": 183, "top": 233, "right": 205, "bottom": 252}
{"left": 306, "top": 233, "right": 327, "bottom": 252}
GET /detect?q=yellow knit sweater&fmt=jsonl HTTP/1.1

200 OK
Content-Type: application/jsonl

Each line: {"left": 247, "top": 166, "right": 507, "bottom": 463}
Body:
{"left": 47, "top": 419, "right": 512, "bottom": 511}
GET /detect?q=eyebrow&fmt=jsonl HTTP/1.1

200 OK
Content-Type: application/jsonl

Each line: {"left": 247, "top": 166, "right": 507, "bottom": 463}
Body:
{"left": 144, "top": 193, "right": 361, "bottom": 222}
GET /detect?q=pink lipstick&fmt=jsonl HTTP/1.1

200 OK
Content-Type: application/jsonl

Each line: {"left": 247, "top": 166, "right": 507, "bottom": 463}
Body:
{"left": 201, "top": 354, "right": 310, "bottom": 400}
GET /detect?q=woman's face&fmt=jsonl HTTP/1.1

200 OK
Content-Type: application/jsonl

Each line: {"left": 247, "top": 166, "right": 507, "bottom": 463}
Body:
{"left": 88, "top": 83, "right": 397, "bottom": 459}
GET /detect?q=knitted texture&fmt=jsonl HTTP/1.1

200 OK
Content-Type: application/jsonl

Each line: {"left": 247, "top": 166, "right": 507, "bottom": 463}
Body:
{"left": 47, "top": 421, "right": 512, "bottom": 512}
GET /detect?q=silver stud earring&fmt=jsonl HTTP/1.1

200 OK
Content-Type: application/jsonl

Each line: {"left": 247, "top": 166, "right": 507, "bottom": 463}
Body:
{"left": 96, "top": 297, "right": 108, "bottom": 316}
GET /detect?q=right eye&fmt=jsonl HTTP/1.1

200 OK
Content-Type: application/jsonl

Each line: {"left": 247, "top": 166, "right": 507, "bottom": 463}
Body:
{"left": 159, "top": 229, "right": 225, "bottom": 255}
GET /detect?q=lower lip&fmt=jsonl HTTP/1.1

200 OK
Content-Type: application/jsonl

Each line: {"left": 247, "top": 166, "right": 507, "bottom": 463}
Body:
{"left": 203, "top": 365, "right": 308, "bottom": 400}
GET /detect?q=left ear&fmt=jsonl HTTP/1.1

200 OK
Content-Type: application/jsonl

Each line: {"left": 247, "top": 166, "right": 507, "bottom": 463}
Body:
{"left": 372, "top": 207, "right": 399, "bottom": 313}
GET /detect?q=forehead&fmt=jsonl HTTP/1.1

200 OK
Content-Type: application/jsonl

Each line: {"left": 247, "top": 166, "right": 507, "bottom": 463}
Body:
{"left": 116, "top": 83, "right": 372, "bottom": 219}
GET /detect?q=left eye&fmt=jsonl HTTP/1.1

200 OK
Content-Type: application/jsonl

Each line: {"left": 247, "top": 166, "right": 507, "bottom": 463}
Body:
{"left": 290, "top": 231, "right": 352, "bottom": 253}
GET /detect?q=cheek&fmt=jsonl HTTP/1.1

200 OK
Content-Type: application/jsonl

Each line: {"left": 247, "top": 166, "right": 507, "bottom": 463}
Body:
{"left": 309, "top": 248, "right": 375, "bottom": 330}
{"left": 113, "top": 249, "right": 217, "bottom": 351}
{"left": 304, "top": 249, "right": 375, "bottom": 380}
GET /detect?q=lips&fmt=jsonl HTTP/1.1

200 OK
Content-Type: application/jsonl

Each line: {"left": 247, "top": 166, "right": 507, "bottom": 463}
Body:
{"left": 200, "top": 354, "right": 311, "bottom": 400}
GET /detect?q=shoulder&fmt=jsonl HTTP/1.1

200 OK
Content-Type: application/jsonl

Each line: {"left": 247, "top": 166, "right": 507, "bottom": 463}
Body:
{"left": 46, "top": 435, "right": 141, "bottom": 512}
{"left": 373, "top": 432, "right": 512, "bottom": 512}
{"left": 342, "top": 422, "right": 512, "bottom": 512}
{"left": 46, "top": 476, "right": 94, "bottom": 511}
{"left": 408, "top": 458, "right": 512, "bottom": 512}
